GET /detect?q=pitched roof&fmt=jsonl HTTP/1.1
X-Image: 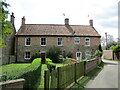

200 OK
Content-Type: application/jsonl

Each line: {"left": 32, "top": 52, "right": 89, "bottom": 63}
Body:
{"left": 16, "top": 24, "right": 101, "bottom": 37}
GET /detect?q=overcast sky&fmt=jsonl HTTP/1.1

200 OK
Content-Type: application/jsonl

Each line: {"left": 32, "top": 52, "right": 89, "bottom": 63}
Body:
{"left": 6, "top": 0, "right": 119, "bottom": 39}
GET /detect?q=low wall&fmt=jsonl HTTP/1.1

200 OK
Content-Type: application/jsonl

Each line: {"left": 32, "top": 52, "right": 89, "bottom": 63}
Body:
{"left": 0, "top": 79, "right": 25, "bottom": 90}
{"left": 102, "top": 50, "right": 113, "bottom": 60}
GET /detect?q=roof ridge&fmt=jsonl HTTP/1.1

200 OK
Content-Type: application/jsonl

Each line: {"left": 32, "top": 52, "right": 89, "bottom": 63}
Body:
{"left": 25, "top": 24, "right": 90, "bottom": 27}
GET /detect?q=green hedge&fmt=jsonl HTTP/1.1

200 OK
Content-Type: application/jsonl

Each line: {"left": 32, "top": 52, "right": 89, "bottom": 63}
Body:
{"left": 1, "top": 58, "right": 42, "bottom": 89}
{"left": 19, "top": 58, "right": 42, "bottom": 89}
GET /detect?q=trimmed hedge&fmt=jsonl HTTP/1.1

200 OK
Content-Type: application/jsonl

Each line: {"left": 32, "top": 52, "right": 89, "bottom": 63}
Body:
{"left": 19, "top": 58, "right": 42, "bottom": 89}
{"left": 1, "top": 58, "right": 42, "bottom": 89}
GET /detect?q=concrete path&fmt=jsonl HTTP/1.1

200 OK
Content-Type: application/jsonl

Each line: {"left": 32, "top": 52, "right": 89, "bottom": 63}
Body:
{"left": 85, "top": 60, "right": 119, "bottom": 89}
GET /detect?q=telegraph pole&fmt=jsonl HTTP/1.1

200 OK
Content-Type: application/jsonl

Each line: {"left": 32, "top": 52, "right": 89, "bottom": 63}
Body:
{"left": 105, "top": 32, "right": 107, "bottom": 50}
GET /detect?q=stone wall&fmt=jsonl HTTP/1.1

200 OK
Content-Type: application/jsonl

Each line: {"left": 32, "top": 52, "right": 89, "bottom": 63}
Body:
{"left": 0, "top": 79, "right": 25, "bottom": 90}
{"left": 16, "top": 36, "right": 100, "bottom": 62}
{"left": 102, "top": 50, "right": 113, "bottom": 60}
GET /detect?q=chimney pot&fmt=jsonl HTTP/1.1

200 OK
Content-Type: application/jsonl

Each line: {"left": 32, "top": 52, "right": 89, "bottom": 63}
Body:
{"left": 65, "top": 18, "right": 69, "bottom": 25}
{"left": 89, "top": 19, "right": 93, "bottom": 27}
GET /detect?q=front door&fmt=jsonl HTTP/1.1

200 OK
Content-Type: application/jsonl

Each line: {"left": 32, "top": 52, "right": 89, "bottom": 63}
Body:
{"left": 41, "top": 52, "right": 46, "bottom": 63}
{"left": 76, "top": 52, "right": 82, "bottom": 61}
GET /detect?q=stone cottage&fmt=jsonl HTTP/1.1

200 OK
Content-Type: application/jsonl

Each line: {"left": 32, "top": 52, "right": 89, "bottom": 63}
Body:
{"left": 15, "top": 16, "right": 101, "bottom": 62}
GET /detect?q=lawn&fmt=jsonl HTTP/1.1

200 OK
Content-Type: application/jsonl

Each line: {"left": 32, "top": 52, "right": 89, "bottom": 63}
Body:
{"left": 0, "top": 63, "right": 30, "bottom": 80}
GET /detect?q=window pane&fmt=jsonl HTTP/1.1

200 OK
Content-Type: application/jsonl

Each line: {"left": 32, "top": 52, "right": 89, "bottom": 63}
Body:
{"left": 74, "top": 37, "right": 80, "bottom": 44}
{"left": 25, "top": 37, "right": 31, "bottom": 45}
{"left": 58, "top": 38, "right": 62, "bottom": 46}
{"left": 41, "top": 38, "right": 46, "bottom": 45}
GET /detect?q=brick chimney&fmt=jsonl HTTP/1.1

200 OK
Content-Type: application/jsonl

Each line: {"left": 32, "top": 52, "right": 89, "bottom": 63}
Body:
{"left": 65, "top": 18, "right": 69, "bottom": 25}
{"left": 22, "top": 16, "right": 25, "bottom": 25}
{"left": 89, "top": 19, "right": 93, "bottom": 27}
{"left": 10, "top": 12, "right": 15, "bottom": 25}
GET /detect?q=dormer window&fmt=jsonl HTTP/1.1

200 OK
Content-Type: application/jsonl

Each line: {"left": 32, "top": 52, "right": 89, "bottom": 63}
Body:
{"left": 25, "top": 37, "right": 31, "bottom": 46}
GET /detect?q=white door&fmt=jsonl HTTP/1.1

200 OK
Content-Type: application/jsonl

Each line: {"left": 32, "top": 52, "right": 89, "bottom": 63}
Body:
{"left": 76, "top": 52, "right": 82, "bottom": 61}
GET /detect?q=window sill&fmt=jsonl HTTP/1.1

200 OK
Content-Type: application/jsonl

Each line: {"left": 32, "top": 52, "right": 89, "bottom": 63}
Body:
{"left": 41, "top": 45, "right": 46, "bottom": 47}
{"left": 25, "top": 45, "right": 31, "bottom": 47}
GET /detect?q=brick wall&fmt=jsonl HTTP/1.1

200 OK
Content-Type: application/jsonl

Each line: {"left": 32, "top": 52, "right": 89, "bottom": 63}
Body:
{"left": 16, "top": 36, "right": 100, "bottom": 62}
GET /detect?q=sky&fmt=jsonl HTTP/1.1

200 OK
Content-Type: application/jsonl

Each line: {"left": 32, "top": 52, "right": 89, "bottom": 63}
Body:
{"left": 6, "top": 0, "right": 119, "bottom": 39}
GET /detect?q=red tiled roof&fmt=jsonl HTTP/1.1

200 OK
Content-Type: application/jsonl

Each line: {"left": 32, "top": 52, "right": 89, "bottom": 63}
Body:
{"left": 16, "top": 24, "right": 101, "bottom": 37}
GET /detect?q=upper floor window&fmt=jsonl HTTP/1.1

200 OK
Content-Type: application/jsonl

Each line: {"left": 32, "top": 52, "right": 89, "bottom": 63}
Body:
{"left": 41, "top": 38, "right": 46, "bottom": 46}
{"left": 85, "top": 38, "right": 90, "bottom": 46}
{"left": 25, "top": 37, "right": 31, "bottom": 46}
{"left": 57, "top": 38, "right": 63, "bottom": 46}
{"left": 74, "top": 37, "right": 80, "bottom": 44}
{"left": 24, "top": 51, "right": 31, "bottom": 60}
{"left": 85, "top": 51, "right": 91, "bottom": 59}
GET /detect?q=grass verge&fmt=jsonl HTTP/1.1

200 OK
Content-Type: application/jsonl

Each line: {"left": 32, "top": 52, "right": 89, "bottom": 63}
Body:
{"left": 69, "top": 61, "right": 104, "bottom": 89}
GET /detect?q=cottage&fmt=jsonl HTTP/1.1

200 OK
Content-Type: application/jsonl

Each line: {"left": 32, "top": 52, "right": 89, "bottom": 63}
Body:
{"left": 14, "top": 15, "right": 101, "bottom": 62}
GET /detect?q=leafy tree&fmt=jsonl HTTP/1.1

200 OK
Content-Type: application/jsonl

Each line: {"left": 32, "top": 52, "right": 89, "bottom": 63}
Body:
{"left": 0, "top": 1, "right": 13, "bottom": 47}
{"left": 113, "top": 45, "right": 120, "bottom": 52}
{"left": 46, "top": 46, "right": 62, "bottom": 63}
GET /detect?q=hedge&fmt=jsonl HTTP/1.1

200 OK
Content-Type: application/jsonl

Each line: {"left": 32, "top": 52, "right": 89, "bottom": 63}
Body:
{"left": 1, "top": 58, "right": 42, "bottom": 89}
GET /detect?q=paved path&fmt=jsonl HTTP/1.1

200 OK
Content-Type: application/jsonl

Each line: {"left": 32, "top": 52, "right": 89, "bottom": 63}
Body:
{"left": 85, "top": 60, "right": 119, "bottom": 89}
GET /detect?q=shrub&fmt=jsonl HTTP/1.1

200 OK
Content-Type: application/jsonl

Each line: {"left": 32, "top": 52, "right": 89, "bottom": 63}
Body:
{"left": 66, "top": 52, "right": 73, "bottom": 58}
{"left": 46, "top": 46, "right": 62, "bottom": 63}
{"left": 30, "top": 53, "right": 40, "bottom": 62}
{"left": 94, "top": 50, "right": 103, "bottom": 57}
{"left": 113, "top": 45, "right": 120, "bottom": 52}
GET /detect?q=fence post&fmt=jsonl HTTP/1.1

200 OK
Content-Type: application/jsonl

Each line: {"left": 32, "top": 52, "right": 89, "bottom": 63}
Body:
{"left": 74, "top": 63, "right": 77, "bottom": 83}
{"left": 44, "top": 70, "right": 50, "bottom": 90}
{"left": 84, "top": 61, "right": 86, "bottom": 76}
{"left": 57, "top": 67, "right": 60, "bottom": 89}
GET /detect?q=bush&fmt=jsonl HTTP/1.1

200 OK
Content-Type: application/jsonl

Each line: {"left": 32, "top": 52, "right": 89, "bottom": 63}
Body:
{"left": 46, "top": 46, "right": 62, "bottom": 63}
{"left": 66, "top": 52, "right": 73, "bottom": 58}
{"left": 113, "top": 45, "right": 120, "bottom": 52}
{"left": 94, "top": 50, "right": 103, "bottom": 57}
{"left": 30, "top": 53, "right": 40, "bottom": 62}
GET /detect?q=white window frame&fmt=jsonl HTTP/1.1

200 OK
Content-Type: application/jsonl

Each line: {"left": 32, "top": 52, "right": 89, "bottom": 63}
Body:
{"left": 85, "top": 38, "right": 90, "bottom": 46}
{"left": 74, "top": 37, "right": 80, "bottom": 44}
{"left": 40, "top": 38, "right": 46, "bottom": 46}
{"left": 24, "top": 51, "right": 31, "bottom": 60}
{"left": 25, "top": 37, "right": 31, "bottom": 46}
{"left": 57, "top": 38, "right": 63, "bottom": 46}
{"left": 85, "top": 51, "right": 91, "bottom": 59}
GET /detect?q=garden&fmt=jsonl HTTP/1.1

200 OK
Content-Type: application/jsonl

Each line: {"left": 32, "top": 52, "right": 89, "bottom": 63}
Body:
{"left": 0, "top": 46, "right": 103, "bottom": 89}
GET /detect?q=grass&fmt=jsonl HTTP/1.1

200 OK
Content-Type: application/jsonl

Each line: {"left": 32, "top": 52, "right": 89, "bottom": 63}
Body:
{"left": 69, "top": 61, "right": 104, "bottom": 89}
{"left": 0, "top": 63, "right": 31, "bottom": 81}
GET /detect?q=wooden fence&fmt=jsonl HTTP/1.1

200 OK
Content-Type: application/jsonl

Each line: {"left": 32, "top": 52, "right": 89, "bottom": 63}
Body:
{"left": 44, "top": 58, "right": 99, "bottom": 89}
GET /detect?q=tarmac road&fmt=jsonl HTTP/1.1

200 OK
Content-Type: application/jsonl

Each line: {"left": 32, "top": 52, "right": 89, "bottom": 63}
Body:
{"left": 85, "top": 60, "right": 119, "bottom": 89}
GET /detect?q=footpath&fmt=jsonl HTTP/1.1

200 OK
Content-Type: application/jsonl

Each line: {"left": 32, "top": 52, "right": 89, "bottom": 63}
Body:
{"left": 85, "top": 60, "right": 119, "bottom": 89}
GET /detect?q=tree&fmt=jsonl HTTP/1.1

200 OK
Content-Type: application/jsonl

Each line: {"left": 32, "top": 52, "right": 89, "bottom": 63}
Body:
{"left": 0, "top": 1, "right": 13, "bottom": 47}
{"left": 46, "top": 46, "right": 62, "bottom": 63}
{"left": 101, "top": 35, "right": 117, "bottom": 50}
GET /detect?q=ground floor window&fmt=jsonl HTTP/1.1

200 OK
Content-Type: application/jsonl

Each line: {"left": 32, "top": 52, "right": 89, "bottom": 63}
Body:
{"left": 24, "top": 51, "right": 31, "bottom": 60}
{"left": 85, "top": 51, "right": 91, "bottom": 59}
